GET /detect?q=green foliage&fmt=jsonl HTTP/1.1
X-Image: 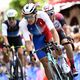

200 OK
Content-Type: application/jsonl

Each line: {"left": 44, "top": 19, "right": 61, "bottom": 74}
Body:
{"left": 34, "top": 0, "right": 48, "bottom": 10}
{"left": 9, "top": 0, "right": 48, "bottom": 18}
{"left": 9, "top": 0, "right": 28, "bottom": 18}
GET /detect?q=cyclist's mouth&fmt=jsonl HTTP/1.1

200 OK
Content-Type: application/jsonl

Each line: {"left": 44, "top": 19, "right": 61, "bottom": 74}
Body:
{"left": 28, "top": 20, "right": 35, "bottom": 25}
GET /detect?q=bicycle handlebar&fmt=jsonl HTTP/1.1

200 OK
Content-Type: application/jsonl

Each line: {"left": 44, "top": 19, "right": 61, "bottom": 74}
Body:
{"left": 3, "top": 44, "right": 26, "bottom": 52}
{"left": 33, "top": 42, "right": 59, "bottom": 53}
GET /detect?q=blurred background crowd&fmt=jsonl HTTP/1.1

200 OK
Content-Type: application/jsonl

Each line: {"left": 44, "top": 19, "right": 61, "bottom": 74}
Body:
{"left": 0, "top": 0, "right": 80, "bottom": 80}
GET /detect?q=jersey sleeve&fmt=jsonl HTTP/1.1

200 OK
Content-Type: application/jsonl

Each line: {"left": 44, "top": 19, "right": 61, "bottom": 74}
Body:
{"left": 37, "top": 11, "right": 55, "bottom": 30}
{"left": 55, "top": 13, "right": 66, "bottom": 26}
{"left": 53, "top": 20, "right": 62, "bottom": 29}
{"left": 2, "top": 23, "right": 7, "bottom": 36}
{"left": 19, "top": 18, "right": 31, "bottom": 41}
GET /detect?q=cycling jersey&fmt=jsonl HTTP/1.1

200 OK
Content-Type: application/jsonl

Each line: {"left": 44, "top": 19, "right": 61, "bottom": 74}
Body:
{"left": 27, "top": 18, "right": 52, "bottom": 42}
{"left": 53, "top": 13, "right": 66, "bottom": 42}
{"left": 53, "top": 20, "right": 62, "bottom": 30}
{"left": 53, "top": 20, "right": 66, "bottom": 37}
{"left": 2, "top": 20, "right": 20, "bottom": 37}
{"left": 2, "top": 20, "right": 22, "bottom": 48}
{"left": 54, "top": 13, "right": 66, "bottom": 27}
{"left": 19, "top": 11, "right": 54, "bottom": 59}
{"left": 19, "top": 11, "right": 54, "bottom": 40}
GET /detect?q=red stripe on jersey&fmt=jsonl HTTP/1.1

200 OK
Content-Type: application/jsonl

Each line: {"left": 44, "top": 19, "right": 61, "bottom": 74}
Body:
{"left": 36, "top": 18, "right": 53, "bottom": 42}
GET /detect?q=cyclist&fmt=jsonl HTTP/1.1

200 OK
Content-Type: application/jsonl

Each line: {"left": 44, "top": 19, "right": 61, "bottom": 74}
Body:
{"left": 42, "top": 4, "right": 78, "bottom": 76}
{"left": 2, "top": 9, "right": 26, "bottom": 67}
{"left": 19, "top": 3, "right": 60, "bottom": 80}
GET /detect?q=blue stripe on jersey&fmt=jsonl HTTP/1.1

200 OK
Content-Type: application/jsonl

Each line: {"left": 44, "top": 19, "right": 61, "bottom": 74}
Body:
{"left": 7, "top": 31, "right": 19, "bottom": 37}
{"left": 33, "top": 34, "right": 47, "bottom": 59}
{"left": 27, "top": 23, "right": 47, "bottom": 59}
{"left": 27, "top": 23, "right": 44, "bottom": 35}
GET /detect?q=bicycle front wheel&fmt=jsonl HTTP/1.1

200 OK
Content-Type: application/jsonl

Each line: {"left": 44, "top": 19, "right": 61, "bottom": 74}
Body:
{"left": 48, "top": 61, "right": 62, "bottom": 80}
{"left": 15, "top": 58, "right": 24, "bottom": 80}
{"left": 10, "top": 58, "right": 24, "bottom": 80}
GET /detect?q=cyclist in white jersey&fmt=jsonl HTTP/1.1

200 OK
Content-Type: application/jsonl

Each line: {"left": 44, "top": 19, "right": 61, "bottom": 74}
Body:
{"left": 19, "top": 3, "right": 60, "bottom": 80}
{"left": 2, "top": 9, "right": 26, "bottom": 67}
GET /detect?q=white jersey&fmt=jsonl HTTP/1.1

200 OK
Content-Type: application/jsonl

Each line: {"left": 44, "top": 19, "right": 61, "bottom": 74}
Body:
{"left": 19, "top": 11, "right": 55, "bottom": 41}
{"left": 2, "top": 23, "right": 8, "bottom": 36}
{"left": 2, "top": 20, "right": 21, "bottom": 37}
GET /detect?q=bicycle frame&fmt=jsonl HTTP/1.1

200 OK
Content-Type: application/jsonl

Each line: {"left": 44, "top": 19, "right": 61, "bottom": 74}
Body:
{"left": 11, "top": 47, "right": 19, "bottom": 64}
{"left": 47, "top": 48, "right": 64, "bottom": 80}
{"left": 33, "top": 42, "right": 65, "bottom": 80}
{"left": 9, "top": 46, "right": 24, "bottom": 80}
{"left": 32, "top": 42, "right": 72, "bottom": 80}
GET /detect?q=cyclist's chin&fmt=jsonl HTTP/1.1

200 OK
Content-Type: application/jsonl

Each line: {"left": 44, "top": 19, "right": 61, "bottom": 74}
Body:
{"left": 28, "top": 22, "right": 34, "bottom": 25}
{"left": 9, "top": 22, "right": 15, "bottom": 26}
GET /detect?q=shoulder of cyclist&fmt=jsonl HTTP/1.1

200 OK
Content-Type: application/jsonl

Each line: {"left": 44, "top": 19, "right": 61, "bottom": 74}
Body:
{"left": 55, "top": 13, "right": 66, "bottom": 26}
{"left": 20, "top": 11, "right": 54, "bottom": 31}
{"left": 54, "top": 12, "right": 64, "bottom": 21}
{"left": 37, "top": 11, "right": 54, "bottom": 30}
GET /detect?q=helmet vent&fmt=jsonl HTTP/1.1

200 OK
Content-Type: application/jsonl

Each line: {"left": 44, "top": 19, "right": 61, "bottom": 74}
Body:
{"left": 30, "top": 6, "right": 35, "bottom": 12}
{"left": 23, "top": 9, "right": 25, "bottom": 13}
{"left": 26, "top": 6, "right": 29, "bottom": 9}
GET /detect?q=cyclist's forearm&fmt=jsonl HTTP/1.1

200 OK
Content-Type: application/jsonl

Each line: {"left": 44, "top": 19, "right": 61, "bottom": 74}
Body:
{"left": 51, "top": 28, "right": 60, "bottom": 44}
{"left": 3, "top": 36, "right": 9, "bottom": 45}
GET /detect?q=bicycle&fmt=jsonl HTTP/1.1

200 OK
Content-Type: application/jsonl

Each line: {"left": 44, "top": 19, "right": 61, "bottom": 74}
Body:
{"left": 5, "top": 46, "right": 24, "bottom": 80}
{"left": 32, "top": 42, "right": 73, "bottom": 80}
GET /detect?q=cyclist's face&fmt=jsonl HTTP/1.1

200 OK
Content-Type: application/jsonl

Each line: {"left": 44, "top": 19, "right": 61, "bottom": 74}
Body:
{"left": 46, "top": 10, "right": 55, "bottom": 21}
{"left": 8, "top": 17, "right": 16, "bottom": 26}
{"left": 24, "top": 14, "right": 36, "bottom": 25}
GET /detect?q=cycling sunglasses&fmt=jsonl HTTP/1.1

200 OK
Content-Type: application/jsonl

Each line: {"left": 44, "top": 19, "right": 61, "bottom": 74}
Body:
{"left": 47, "top": 12, "right": 53, "bottom": 16}
{"left": 24, "top": 14, "right": 35, "bottom": 19}
{"left": 8, "top": 17, "right": 15, "bottom": 21}
{"left": 46, "top": 9, "right": 54, "bottom": 16}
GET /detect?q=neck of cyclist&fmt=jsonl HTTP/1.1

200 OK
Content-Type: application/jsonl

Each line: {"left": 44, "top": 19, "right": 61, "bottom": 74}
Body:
{"left": 49, "top": 14, "right": 55, "bottom": 22}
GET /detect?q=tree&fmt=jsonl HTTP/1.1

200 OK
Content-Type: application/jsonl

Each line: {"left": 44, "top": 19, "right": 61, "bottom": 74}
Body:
{"left": 9, "top": 0, "right": 48, "bottom": 18}
{"left": 9, "top": 0, "right": 28, "bottom": 18}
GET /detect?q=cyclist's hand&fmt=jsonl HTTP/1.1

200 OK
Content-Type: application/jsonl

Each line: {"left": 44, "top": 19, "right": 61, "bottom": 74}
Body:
{"left": 29, "top": 51, "right": 36, "bottom": 62}
{"left": 56, "top": 45, "right": 64, "bottom": 55}
{"left": 25, "top": 41, "right": 34, "bottom": 52}
{"left": 31, "top": 56, "right": 36, "bottom": 62}
{"left": 3, "top": 43, "right": 10, "bottom": 48}
{"left": 3, "top": 43, "right": 10, "bottom": 52}
{"left": 57, "top": 45, "right": 64, "bottom": 50}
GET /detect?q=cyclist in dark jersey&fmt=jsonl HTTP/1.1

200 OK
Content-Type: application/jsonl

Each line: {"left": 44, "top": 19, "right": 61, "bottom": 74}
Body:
{"left": 2, "top": 9, "right": 26, "bottom": 67}
{"left": 43, "top": 4, "right": 78, "bottom": 77}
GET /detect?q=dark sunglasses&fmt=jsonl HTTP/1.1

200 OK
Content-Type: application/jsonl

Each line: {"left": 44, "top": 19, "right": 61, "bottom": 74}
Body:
{"left": 46, "top": 9, "right": 54, "bottom": 16}
{"left": 8, "top": 17, "right": 15, "bottom": 21}
{"left": 47, "top": 12, "right": 53, "bottom": 16}
{"left": 24, "top": 14, "right": 35, "bottom": 19}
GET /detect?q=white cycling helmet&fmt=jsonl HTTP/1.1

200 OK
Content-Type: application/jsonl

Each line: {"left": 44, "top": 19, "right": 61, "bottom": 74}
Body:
{"left": 6, "top": 9, "right": 17, "bottom": 17}
{"left": 22, "top": 3, "right": 37, "bottom": 15}
{"left": 43, "top": 4, "right": 60, "bottom": 13}
{"left": 42, "top": 4, "right": 53, "bottom": 11}
{"left": 42, "top": 4, "right": 55, "bottom": 15}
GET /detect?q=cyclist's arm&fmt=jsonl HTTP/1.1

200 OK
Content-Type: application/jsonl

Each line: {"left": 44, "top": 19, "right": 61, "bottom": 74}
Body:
{"left": 19, "top": 18, "right": 33, "bottom": 52}
{"left": 19, "top": 18, "right": 31, "bottom": 41}
{"left": 55, "top": 13, "right": 71, "bottom": 36}
{"left": 2, "top": 23, "right": 9, "bottom": 45}
{"left": 39, "top": 11, "right": 60, "bottom": 44}
{"left": 63, "top": 24, "right": 71, "bottom": 36}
